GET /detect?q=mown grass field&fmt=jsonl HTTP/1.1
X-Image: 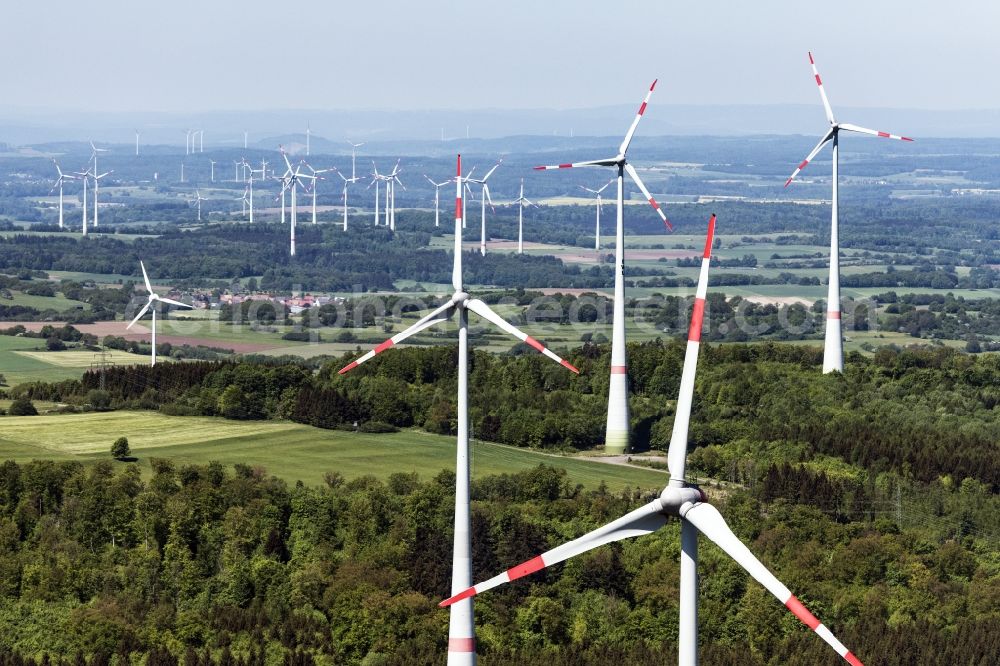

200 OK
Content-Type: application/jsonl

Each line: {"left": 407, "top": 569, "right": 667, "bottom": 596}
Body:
{"left": 0, "top": 411, "right": 668, "bottom": 491}
{"left": 2, "top": 290, "right": 90, "bottom": 310}
{"left": 13, "top": 349, "right": 157, "bottom": 368}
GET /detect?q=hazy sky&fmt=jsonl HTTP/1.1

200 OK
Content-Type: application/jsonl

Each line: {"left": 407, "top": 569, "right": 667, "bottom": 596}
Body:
{"left": 5, "top": 1, "right": 995, "bottom": 113}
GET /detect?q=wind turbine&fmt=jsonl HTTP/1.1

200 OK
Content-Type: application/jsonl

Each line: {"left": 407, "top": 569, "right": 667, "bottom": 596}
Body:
{"left": 333, "top": 167, "right": 361, "bottom": 231}
{"left": 303, "top": 163, "right": 331, "bottom": 225}
{"left": 466, "top": 158, "right": 501, "bottom": 256}
{"left": 305, "top": 122, "right": 311, "bottom": 156}
{"left": 209, "top": 160, "right": 216, "bottom": 183}
{"left": 242, "top": 159, "right": 259, "bottom": 223}
{"left": 126, "top": 261, "right": 192, "bottom": 367}
{"left": 425, "top": 175, "right": 451, "bottom": 228}
{"left": 74, "top": 165, "right": 90, "bottom": 235}
{"left": 134, "top": 130, "right": 139, "bottom": 157}
{"left": 388, "top": 161, "right": 405, "bottom": 231}
{"left": 185, "top": 130, "right": 192, "bottom": 155}
{"left": 339, "top": 154, "right": 578, "bottom": 666}
{"left": 369, "top": 162, "right": 382, "bottom": 226}
{"left": 784, "top": 52, "right": 913, "bottom": 374}
{"left": 51, "top": 160, "right": 77, "bottom": 230}
{"left": 533, "top": 79, "right": 672, "bottom": 454}
{"left": 276, "top": 149, "right": 294, "bottom": 225}
{"left": 512, "top": 178, "right": 536, "bottom": 255}
{"left": 346, "top": 140, "right": 364, "bottom": 180}
{"left": 193, "top": 190, "right": 207, "bottom": 221}
{"left": 89, "top": 142, "right": 108, "bottom": 228}
{"left": 243, "top": 130, "right": 248, "bottom": 150}
{"left": 580, "top": 178, "right": 615, "bottom": 251}
{"left": 276, "top": 148, "right": 314, "bottom": 255}
{"left": 442, "top": 214, "right": 867, "bottom": 666}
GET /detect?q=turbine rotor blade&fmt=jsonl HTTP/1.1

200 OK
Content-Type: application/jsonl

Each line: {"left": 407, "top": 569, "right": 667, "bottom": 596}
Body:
{"left": 667, "top": 214, "right": 716, "bottom": 483}
{"left": 808, "top": 52, "right": 836, "bottom": 125}
{"left": 464, "top": 298, "right": 578, "bottom": 373}
{"left": 624, "top": 163, "right": 672, "bottom": 231}
{"left": 534, "top": 157, "right": 619, "bottom": 170}
{"left": 481, "top": 159, "right": 502, "bottom": 182}
{"left": 159, "top": 297, "right": 191, "bottom": 308}
{"left": 683, "top": 502, "right": 864, "bottom": 666}
{"left": 838, "top": 122, "right": 913, "bottom": 142}
{"left": 784, "top": 128, "right": 835, "bottom": 187}
{"left": 440, "top": 499, "right": 666, "bottom": 607}
{"left": 139, "top": 260, "right": 152, "bottom": 293}
{"left": 619, "top": 79, "right": 658, "bottom": 156}
{"left": 127, "top": 302, "right": 152, "bottom": 329}
{"left": 338, "top": 301, "right": 456, "bottom": 374}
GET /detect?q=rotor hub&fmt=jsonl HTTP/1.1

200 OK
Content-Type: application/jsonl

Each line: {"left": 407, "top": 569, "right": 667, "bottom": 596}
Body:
{"left": 658, "top": 485, "right": 706, "bottom": 514}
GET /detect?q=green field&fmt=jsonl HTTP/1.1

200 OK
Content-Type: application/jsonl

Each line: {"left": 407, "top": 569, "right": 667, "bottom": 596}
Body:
{"left": 0, "top": 411, "right": 669, "bottom": 491}
{"left": 2, "top": 290, "right": 90, "bottom": 311}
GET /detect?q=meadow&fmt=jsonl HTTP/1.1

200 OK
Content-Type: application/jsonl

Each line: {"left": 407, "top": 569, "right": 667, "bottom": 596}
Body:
{"left": 0, "top": 411, "right": 669, "bottom": 491}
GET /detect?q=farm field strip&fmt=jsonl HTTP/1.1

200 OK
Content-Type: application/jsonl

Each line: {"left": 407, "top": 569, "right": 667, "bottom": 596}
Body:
{"left": 0, "top": 412, "right": 668, "bottom": 491}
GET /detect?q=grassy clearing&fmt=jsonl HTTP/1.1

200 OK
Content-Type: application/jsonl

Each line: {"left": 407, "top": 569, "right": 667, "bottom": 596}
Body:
{"left": 2, "top": 291, "right": 90, "bottom": 311}
{"left": 0, "top": 411, "right": 668, "bottom": 491}
{"left": 13, "top": 349, "right": 156, "bottom": 368}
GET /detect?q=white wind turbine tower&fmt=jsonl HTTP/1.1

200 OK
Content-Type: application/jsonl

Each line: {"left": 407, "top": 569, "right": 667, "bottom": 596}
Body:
{"left": 534, "top": 79, "right": 672, "bottom": 454}
{"left": 425, "top": 175, "right": 451, "bottom": 228}
{"left": 185, "top": 130, "right": 192, "bottom": 156}
{"left": 209, "top": 160, "right": 216, "bottom": 183}
{"left": 466, "top": 158, "right": 501, "bottom": 256}
{"left": 580, "top": 178, "right": 615, "bottom": 251}
{"left": 785, "top": 52, "right": 913, "bottom": 374}
{"left": 239, "top": 186, "right": 249, "bottom": 217}
{"left": 243, "top": 130, "right": 248, "bottom": 150}
{"left": 134, "top": 130, "right": 139, "bottom": 156}
{"left": 442, "top": 214, "right": 868, "bottom": 666}
{"left": 127, "top": 261, "right": 192, "bottom": 366}
{"left": 340, "top": 154, "right": 578, "bottom": 666}
{"left": 305, "top": 122, "right": 311, "bottom": 156}
{"left": 193, "top": 190, "right": 208, "bottom": 221}
{"left": 512, "top": 178, "right": 536, "bottom": 255}
{"left": 197, "top": 130, "right": 204, "bottom": 153}
{"left": 51, "top": 160, "right": 76, "bottom": 230}
{"left": 333, "top": 167, "right": 361, "bottom": 231}
{"left": 89, "top": 142, "right": 108, "bottom": 228}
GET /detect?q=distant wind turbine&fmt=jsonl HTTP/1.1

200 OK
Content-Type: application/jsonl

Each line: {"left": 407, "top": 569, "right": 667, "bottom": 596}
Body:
{"left": 89, "top": 141, "right": 108, "bottom": 228}
{"left": 466, "top": 158, "right": 502, "bottom": 256}
{"left": 193, "top": 190, "right": 207, "bottom": 221}
{"left": 333, "top": 167, "right": 361, "bottom": 231}
{"left": 51, "top": 160, "right": 77, "bottom": 230}
{"left": 512, "top": 178, "right": 536, "bottom": 255}
{"left": 580, "top": 179, "right": 615, "bottom": 251}
{"left": 127, "top": 260, "right": 192, "bottom": 366}
{"left": 424, "top": 175, "right": 451, "bottom": 228}
{"left": 346, "top": 140, "right": 364, "bottom": 180}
